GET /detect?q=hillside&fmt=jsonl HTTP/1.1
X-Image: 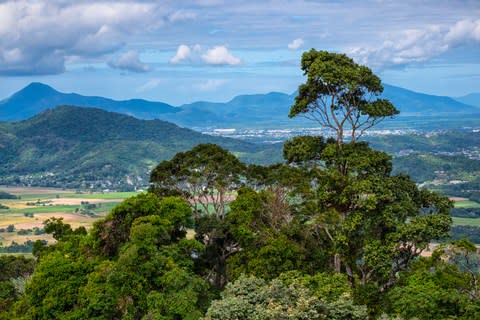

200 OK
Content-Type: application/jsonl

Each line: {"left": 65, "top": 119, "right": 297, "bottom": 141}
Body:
{"left": 1, "top": 83, "right": 479, "bottom": 128}
{"left": 0, "top": 106, "right": 282, "bottom": 190}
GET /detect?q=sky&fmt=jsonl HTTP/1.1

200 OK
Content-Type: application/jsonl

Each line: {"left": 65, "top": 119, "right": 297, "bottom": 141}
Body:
{"left": 0, "top": 0, "right": 479, "bottom": 106}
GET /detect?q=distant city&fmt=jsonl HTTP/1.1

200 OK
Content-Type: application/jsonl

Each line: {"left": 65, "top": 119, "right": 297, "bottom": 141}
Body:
{"left": 200, "top": 126, "right": 479, "bottom": 144}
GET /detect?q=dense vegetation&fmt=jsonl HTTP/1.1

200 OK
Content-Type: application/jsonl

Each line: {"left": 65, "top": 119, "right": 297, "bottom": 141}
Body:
{"left": 0, "top": 191, "right": 19, "bottom": 199}
{"left": 0, "top": 106, "right": 282, "bottom": 190}
{"left": 1, "top": 50, "right": 479, "bottom": 319}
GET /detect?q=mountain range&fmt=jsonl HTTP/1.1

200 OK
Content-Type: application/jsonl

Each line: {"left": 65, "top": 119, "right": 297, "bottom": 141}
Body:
{"left": 455, "top": 93, "right": 480, "bottom": 108}
{"left": 0, "top": 106, "right": 282, "bottom": 190}
{"left": 0, "top": 82, "right": 478, "bottom": 128}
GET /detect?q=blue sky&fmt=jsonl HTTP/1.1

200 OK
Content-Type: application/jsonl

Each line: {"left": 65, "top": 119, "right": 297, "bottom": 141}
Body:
{"left": 0, "top": 0, "right": 479, "bottom": 105}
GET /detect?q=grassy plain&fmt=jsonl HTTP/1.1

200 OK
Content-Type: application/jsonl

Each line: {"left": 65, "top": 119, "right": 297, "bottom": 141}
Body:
{"left": 453, "top": 200, "right": 480, "bottom": 208}
{"left": 452, "top": 217, "right": 480, "bottom": 227}
{"left": 0, "top": 187, "right": 138, "bottom": 246}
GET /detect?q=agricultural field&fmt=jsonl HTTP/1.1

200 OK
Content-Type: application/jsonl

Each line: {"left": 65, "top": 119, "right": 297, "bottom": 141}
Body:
{"left": 453, "top": 199, "right": 480, "bottom": 208}
{"left": 452, "top": 217, "right": 480, "bottom": 227}
{"left": 0, "top": 187, "right": 139, "bottom": 248}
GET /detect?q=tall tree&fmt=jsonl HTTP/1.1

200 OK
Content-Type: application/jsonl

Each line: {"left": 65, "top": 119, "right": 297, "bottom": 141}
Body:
{"left": 289, "top": 49, "right": 399, "bottom": 148}
{"left": 285, "top": 51, "right": 452, "bottom": 300}
{"left": 150, "top": 144, "right": 246, "bottom": 289}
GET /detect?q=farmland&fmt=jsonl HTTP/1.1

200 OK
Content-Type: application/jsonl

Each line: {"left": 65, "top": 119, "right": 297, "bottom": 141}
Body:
{"left": 0, "top": 187, "right": 139, "bottom": 247}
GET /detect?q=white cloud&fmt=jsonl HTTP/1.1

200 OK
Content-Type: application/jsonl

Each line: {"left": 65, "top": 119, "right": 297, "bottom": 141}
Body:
{"left": 108, "top": 50, "right": 152, "bottom": 73}
{"left": 288, "top": 38, "right": 304, "bottom": 50}
{"left": 170, "top": 45, "right": 191, "bottom": 64}
{"left": 445, "top": 19, "right": 480, "bottom": 44}
{"left": 349, "top": 19, "right": 480, "bottom": 70}
{"left": 170, "top": 44, "right": 241, "bottom": 66}
{"left": 193, "top": 79, "right": 227, "bottom": 91}
{"left": 201, "top": 46, "right": 241, "bottom": 65}
{"left": 0, "top": 1, "right": 164, "bottom": 75}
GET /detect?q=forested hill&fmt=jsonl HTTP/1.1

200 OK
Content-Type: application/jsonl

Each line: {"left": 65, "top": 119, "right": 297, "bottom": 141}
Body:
{"left": 0, "top": 106, "right": 282, "bottom": 189}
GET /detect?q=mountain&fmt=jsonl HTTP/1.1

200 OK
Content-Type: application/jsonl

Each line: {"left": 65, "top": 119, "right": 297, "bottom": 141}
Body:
{"left": 381, "top": 84, "right": 478, "bottom": 115}
{"left": 454, "top": 93, "right": 480, "bottom": 108}
{"left": 1, "top": 82, "right": 479, "bottom": 128}
{"left": 0, "top": 82, "right": 179, "bottom": 121}
{"left": 162, "top": 92, "right": 299, "bottom": 127}
{"left": 0, "top": 106, "right": 282, "bottom": 190}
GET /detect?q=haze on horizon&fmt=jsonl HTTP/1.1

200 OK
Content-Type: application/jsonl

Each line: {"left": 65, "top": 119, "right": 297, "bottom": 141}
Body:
{"left": 0, "top": 0, "right": 479, "bottom": 105}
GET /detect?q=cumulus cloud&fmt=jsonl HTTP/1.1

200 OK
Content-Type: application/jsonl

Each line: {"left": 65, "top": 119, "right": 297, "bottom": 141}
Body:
{"left": 288, "top": 38, "right": 304, "bottom": 50}
{"left": 170, "top": 45, "right": 191, "bottom": 64}
{"left": 170, "top": 44, "right": 241, "bottom": 66}
{"left": 349, "top": 19, "right": 480, "bottom": 70}
{"left": 201, "top": 46, "right": 241, "bottom": 65}
{"left": 445, "top": 19, "right": 480, "bottom": 44}
{"left": 108, "top": 50, "right": 151, "bottom": 73}
{"left": 0, "top": 1, "right": 164, "bottom": 75}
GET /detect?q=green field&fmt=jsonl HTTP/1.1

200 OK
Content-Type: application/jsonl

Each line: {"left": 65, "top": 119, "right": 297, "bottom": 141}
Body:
{"left": 454, "top": 200, "right": 480, "bottom": 208}
{"left": 452, "top": 217, "right": 480, "bottom": 227}
{"left": 61, "top": 191, "right": 140, "bottom": 199}
{"left": 3, "top": 205, "right": 80, "bottom": 214}
{"left": 0, "top": 188, "right": 138, "bottom": 247}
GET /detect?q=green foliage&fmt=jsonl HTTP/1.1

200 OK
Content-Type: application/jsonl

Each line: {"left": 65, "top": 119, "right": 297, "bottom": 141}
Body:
{"left": 43, "top": 217, "right": 74, "bottom": 240}
{"left": 92, "top": 193, "right": 191, "bottom": 257}
{"left": 150, "top": 143, "right": 245, "bottom": 218}
{"left": 452, "top": 225, "right": 480, "bottom": 243}
{"left": 386, "top": 242, "right": 480, "bottom": 319}
{"left": 0, "top": 255, "right": 35, "bottom": 318}
{"left": 13, "top": 192, "right": 213, "bottom": 319}
{"left": 289, "top": 49, "right": 398, "bottom": 145}
{"left": 204, "top": 274, "right": 367, "bottom": 320}
{"left": 283, "top": 135, "right": 329, "bottom": 165}
{"left": 0, "top": 191, "right": 19, "bottom": 199}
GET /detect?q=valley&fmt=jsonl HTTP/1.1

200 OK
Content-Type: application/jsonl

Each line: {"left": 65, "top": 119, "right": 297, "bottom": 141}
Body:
{"left": 0, "top": 187, "right": 138, "bottom": 251}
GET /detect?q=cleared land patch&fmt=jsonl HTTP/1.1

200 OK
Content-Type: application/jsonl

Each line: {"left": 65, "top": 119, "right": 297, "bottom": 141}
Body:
{"left": 0, "top": 187, "right": 139, "bottom": 247}
{"left": 453, "top": 200, "right": 480, "bottom": 208}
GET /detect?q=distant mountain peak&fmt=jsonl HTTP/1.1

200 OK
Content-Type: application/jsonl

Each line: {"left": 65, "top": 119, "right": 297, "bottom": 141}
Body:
{"left": 17, "top": 82, "right": 58, "bottom": 95}
{"left": 0, "top": 82, "right": 178, "bottom": 121}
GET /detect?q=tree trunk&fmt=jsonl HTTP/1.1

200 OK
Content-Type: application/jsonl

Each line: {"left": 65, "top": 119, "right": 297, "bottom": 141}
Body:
{"left": 334, "top": 253, "right": 341, "bottom": 273}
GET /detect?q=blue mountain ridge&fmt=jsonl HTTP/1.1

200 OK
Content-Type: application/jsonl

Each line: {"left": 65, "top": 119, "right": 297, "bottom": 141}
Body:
{"left": 0, "top": 82, "right": 478, "bottom": 128}
{"left": 454, "top": 93, "right": 480, "bottom": 108}
{"left": 0, "top": 82, "right": 179, "bottom": 121}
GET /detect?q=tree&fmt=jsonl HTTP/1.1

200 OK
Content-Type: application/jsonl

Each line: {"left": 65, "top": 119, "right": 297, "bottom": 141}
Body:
{"left": 92, "top": 193, "right": 192, "bottom": 257}
{"left": 385, "top": 241, "right": 480, "bottom": 319}
{"left": 282, "top": 52, "right": 453, "bottom": 310}
{"left": 289, "top": 49, "right": 399, "bottom": 147}
{"left": 204, "top": 274, "right": 367, "bottom": 320}
{"left": 150, "top": 144, "right": 246, "bottom": 289}
{"left": 283, "top": 135, "right": 329, "bottom": 167}
{"left": 17, "top": 194, "right": 213, "bottom": 320}
{"left": 150, "top": 143, "right": 245, "bottom": 219}
{"left": 0, "top": 255, "right": 35, "bottom": 316}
